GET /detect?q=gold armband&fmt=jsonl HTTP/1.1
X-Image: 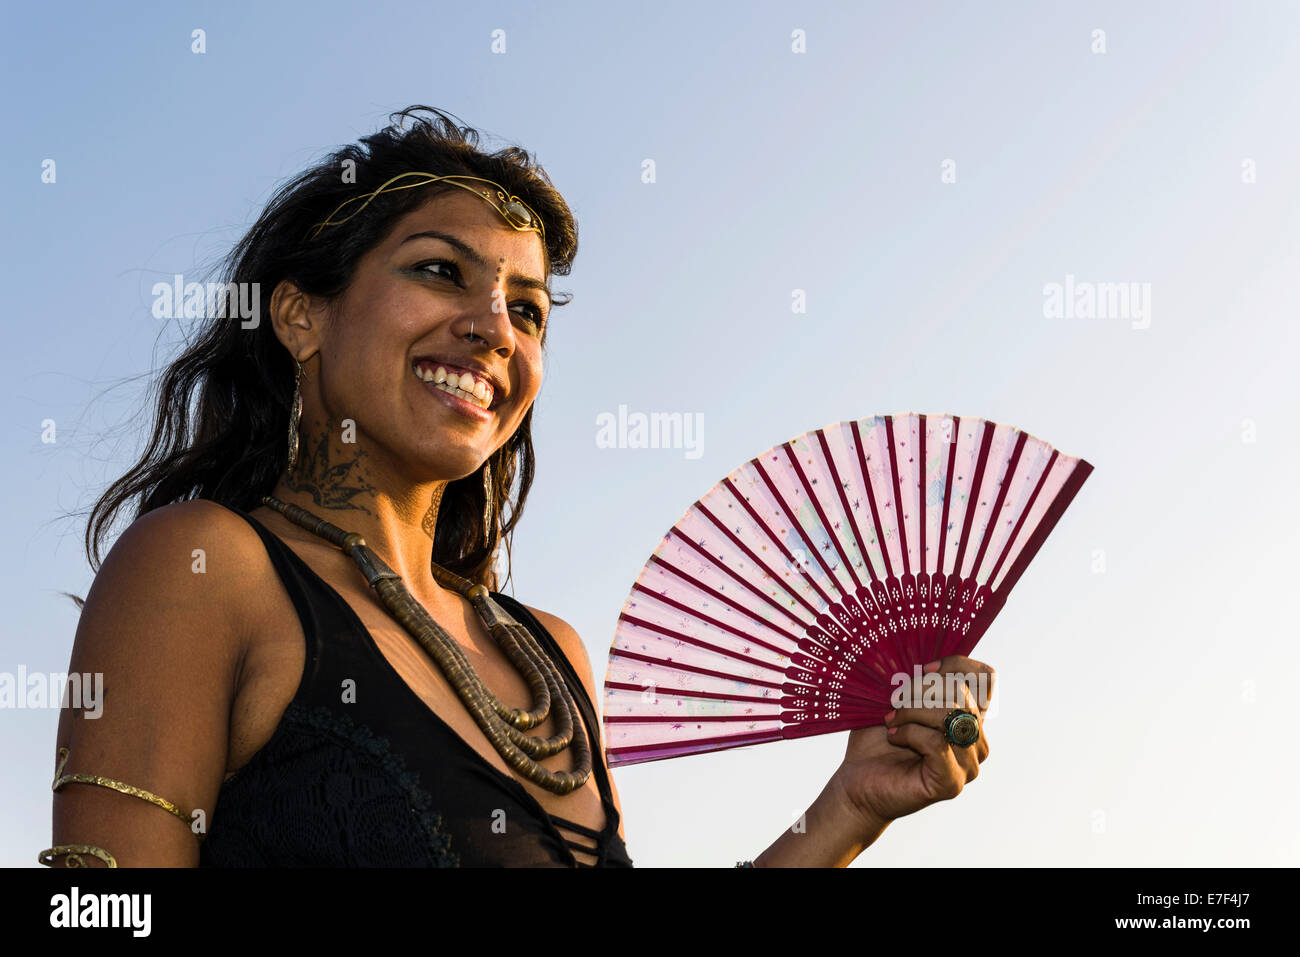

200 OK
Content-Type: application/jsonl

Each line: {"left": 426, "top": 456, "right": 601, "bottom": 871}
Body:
{"left": 40, "top": 747, "right": 202, "bottom": 866}
{"left": 37, "top": 845, "right": 117, "bottom": 868}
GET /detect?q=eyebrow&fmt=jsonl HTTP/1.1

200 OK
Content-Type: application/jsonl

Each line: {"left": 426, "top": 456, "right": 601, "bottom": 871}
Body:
{"left": 400, "top": 230, "right": 551, "bottom": 299}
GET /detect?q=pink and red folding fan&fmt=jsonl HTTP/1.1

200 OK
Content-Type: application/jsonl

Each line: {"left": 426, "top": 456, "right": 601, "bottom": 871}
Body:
{"left": 601, "top": 413, "right": 1092, "bottom": 768}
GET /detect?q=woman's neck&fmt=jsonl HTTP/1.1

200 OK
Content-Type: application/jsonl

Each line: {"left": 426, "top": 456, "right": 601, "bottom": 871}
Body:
{"left": 266, "top": 420, "right": 451, "bottom": 595}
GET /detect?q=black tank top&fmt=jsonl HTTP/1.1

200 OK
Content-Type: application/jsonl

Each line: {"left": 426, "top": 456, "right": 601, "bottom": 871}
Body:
{"left": 198, "top": 503, "right": 633, "bottom": 868}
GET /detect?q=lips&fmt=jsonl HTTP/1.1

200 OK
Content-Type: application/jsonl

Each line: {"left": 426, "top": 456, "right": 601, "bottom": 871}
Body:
{"left": 416, "top": 369, "right": 494, "bottom": 420}
{"left": 411, "top": 356, "right": 507, "bottom": 408}
{"left": 411, "top": 360, "right": 503, "bottom": 411}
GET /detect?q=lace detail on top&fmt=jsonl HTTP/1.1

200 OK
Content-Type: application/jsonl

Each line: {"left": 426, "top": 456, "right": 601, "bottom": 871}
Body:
{"left": 200, "top": 701, "right": 459, "bottom": 867}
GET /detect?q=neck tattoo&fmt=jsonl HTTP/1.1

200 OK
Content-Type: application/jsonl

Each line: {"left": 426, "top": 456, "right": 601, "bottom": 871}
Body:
{"left": 285, "top": 421, "right": 379, "bottom": 517}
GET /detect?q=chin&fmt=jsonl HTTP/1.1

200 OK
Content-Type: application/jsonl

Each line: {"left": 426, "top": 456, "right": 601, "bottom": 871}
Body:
{"left": 404, "top": 445, "right": 488, "bottom": 481}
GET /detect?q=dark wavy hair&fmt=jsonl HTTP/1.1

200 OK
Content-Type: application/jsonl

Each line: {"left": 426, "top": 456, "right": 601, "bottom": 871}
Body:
{"left": 82, "top": 105, "right": 577, "bottom": 593}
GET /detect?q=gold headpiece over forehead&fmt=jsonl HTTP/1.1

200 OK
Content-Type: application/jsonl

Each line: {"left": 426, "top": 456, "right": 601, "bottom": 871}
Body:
{"left": 306, "top": 172, "right": 547, "bottom": 246}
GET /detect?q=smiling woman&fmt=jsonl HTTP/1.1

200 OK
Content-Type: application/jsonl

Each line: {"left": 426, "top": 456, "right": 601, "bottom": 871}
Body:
{"left": 43, "top": 106, "right": 642, "bottom": 867}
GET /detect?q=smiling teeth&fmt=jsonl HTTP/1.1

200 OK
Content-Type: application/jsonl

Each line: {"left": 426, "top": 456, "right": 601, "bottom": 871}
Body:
{"left": 414, "top": 363, "right": 492, "bottom": 410}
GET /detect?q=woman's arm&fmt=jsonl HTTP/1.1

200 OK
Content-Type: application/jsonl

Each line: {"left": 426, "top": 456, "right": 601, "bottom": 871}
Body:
{"left": 47, "top": 501, "right": 252, "bottom": 867}
{"left": 750, "top": 770, "right": 888, "bottom": 867}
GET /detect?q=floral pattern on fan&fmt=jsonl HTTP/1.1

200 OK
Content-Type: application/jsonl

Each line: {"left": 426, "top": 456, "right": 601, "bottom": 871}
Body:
{"left": 602, "top": 413, "right": 1093, "bottom": 768}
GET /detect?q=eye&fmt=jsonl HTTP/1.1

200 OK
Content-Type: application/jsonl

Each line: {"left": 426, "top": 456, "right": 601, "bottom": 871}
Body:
{"left": 412, "top": 259, "right": 545, "bottom": 334}
{"left": 513, "top": 302, "right": 545, "bottom": 330}
{"left": 412, "top": 259, "right": 461, "bottom": 283}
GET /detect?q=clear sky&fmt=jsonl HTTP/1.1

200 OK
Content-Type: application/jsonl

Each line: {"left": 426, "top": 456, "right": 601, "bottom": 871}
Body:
{"left": 3, "top": 0, "right": 1297, "bottom": 867}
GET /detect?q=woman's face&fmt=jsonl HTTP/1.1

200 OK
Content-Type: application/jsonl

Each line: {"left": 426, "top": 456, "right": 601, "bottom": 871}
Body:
{"left": 303, "top": 188, "right": 550, "bottom": 483}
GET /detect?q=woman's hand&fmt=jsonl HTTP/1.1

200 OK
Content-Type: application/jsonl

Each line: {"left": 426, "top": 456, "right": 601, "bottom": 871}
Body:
{"left": 834, "top": 654, "right": 995, "bottom": 832}
{"left": 752, "top": 654, "right": 993, "bottom": 866}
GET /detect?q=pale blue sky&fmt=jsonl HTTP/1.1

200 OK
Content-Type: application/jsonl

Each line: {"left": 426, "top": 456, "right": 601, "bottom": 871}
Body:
{"left": 3, "top": 1, "right": 1297, "bottom": 867}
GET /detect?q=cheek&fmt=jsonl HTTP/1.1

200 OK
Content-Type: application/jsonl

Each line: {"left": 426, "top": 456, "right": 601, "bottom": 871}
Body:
{"left": 315, "top": 327, "right": 399, "bottom": 417}
{"left": 517, "top": 346, "right": 544, "bottom": 393}
{"left": 326, "top": 292, "right": 417, "bottom": 370}
{"left": 321, "top": 328, "right": 381, "bottom": 391}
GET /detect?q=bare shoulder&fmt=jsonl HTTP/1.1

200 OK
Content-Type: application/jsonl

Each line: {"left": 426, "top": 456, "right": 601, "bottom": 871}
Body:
{"left": 85, "top": 498, "right": 268, "bottom": 640}
{"left": 105, "top": 498, "right": 263, "bottom": 566}
{"left": 98, "top": 499, "right": 274, "bottom": 632}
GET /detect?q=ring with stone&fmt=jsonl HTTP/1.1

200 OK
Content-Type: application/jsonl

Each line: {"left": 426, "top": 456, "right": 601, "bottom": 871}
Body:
{"left": 943, "top": 708, "right": 980, "bottom": 748}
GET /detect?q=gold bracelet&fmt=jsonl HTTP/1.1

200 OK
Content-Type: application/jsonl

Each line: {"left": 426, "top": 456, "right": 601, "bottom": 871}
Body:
{"left": 37, "top": 845, "right": 118, "bottom": 868}
{"left": 49, "top": 747, "right": 201, "bottom": 838}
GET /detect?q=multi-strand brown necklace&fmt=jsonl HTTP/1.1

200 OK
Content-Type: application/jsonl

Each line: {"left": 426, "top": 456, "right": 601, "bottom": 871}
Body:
{"left": 261, "top": 495, "right": 592, "bottom": 796}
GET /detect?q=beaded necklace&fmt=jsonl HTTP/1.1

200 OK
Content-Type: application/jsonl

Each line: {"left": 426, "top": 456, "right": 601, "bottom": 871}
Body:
{"left": 262, "top": 495, "right": 592, "bottom": 795}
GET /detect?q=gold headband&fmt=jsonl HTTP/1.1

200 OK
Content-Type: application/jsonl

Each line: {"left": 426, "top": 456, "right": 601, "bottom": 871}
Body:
{"left": 306, "top": 172, "right": 546, "bottom": 246}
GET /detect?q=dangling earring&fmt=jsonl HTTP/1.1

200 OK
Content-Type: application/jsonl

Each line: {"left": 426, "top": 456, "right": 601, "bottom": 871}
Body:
{"left": 482, "top": 460, "right": 493, "bottom": 539}
{"left": 287, "top": 359, "right": 303, "bottom": 474}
